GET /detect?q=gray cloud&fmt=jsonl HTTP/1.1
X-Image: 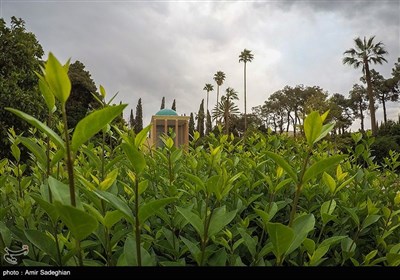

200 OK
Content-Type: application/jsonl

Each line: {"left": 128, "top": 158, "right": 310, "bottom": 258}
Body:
{"left": 2, "top": 0, "right": 399, "bottom": 129}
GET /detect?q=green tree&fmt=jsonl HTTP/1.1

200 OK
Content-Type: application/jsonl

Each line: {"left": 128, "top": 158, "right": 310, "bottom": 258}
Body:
{"left": 349, "top": 84, "right": 368, "bottom": 132}
{"left": 66, "top": 60, "right": 98, "bottom": 128}
{"left": 189, "top": 112, "right": 195, "bottom": 141}
{"left": 196, "top": 99, "right": 205, "bottom": 137}
{"left": 213, "top": 87, "right": 239, "bottom": 134}
{"left": 205, "top": 110, "right": 212, "bottom": 135}
{"left": 343, "top": 36, "right": 388, "bottom": 134}
{"left": 328, "top": 93, "right": 353, "bottom": 134}
{"left": 160, "top": 96, "right": 165, "bottom": 110}
{"left": 0, "top": 17, "right": 46, "bottom": 159}
{"left": 365, "top": 69, "right": 399, "bottom": 124}
{"left": 129, "top": 108, "right": 135, "bottom": 129}
{"left": 203, "top": 83, "right": 214, "bottom": 113}
{"left": 171, "top": 99, "right": 176, "bottom": 111}
{"left": 239, "top": 48, "right": 254, "bottom": 131}
{"left": 213, "top": 71, "right": 226, "bottom": 105}
{"left": 135, "top": 98, "right": 143, "bottom": 134}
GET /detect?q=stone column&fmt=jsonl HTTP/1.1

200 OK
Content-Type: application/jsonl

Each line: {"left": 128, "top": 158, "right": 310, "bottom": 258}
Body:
{"left": 175, "top": 119, "right": 179, "bottom": 147}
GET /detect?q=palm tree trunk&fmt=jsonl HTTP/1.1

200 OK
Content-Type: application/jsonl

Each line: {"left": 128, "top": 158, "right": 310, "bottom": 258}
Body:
{"left": 382, "top": 96, "right": 387, "bottom": 124}
{"left": 207, "top": 91, "right": 209, "bottom": 113}
{"left": 364, "top": 59, "right": 377, "bottom": 134}
{"left": 359, "top": 101, "right": 364, "bottom": 132}
{"left": 244, "top": 62, "right": 247, "bottom": 131}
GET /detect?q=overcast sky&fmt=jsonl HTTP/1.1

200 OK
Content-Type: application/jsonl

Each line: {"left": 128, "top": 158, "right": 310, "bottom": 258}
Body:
{"left": 2, "top": 0, "right": 399, "bottom": 130}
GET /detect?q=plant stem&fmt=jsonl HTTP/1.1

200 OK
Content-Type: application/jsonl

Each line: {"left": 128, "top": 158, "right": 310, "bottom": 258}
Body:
{"left": 61, "top": 104, "right": 76, "bottom": 207}
{"left": 289, "top": 152, "right": 311, "bottom": 227}
{"left": 134, "top": 177, "right": 142, "bottom": 266}
{"left": 200, "top": 195, "right": 214, "bottom": 266}
{"left": 17, "top": 163, "right": 23, "bottom": 199}
{"left": 76, "top": 239, "right": 83, "bottom": 266}
{"left": 53, "top": 223, "right": 62, "bottom": 266}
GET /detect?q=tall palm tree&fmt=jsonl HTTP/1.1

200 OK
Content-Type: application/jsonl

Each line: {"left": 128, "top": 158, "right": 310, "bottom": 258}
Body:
{"left": 213, "top": 87, "right": 239, "bottom": 134}
{"left": 343, "top": 36, "right": 388, "bottom": 134}
{"left": 213, "top": 71, "right": 226, "bottom": 104}
{"left": 203, "top": 83, "right": 214, "bottom": 113}
{"left": 239, "top": 49, "right": 254, "bottom": 131}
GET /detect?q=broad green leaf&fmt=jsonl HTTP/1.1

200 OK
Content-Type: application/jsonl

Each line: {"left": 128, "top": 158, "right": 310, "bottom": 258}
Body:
{"left": 302, "top": 155, "right": 344, "bottom": 184}
{"left": 71, "top": 104, "right": 127, "bottom": 152}
{"left": 138, "top": 198, "right": 176, "bottom": 224}
{"left": 37, "top": 75, "right": 56, "bottom": 112}
{"left": 394, "top": 192, "right": 400, "bottom": 205}
{"left": 5, "top": 108, "right": 65, "bottom": 150}
{"left": 55, "top": 202, "right": 98, "bottom": 241}
{"left": 336, "top": 175, "right": 355, "bottom": 194}
{"left": 274, "top": 178, "right": 292, "bottom": 193}
{"left": 387, "top": 253, "right": 400, "bottom": 266}
{"left": 135, "top": 125, "right": 152, "bottom": 148}
{"left": 84, "top": 203, "right": 105, "bottom": 225}
{"left": 25, "top": 230, "right": 58, "bottom": 261}
{"left": 322, "top": 172, "right": 336, "bottom": 194}
{"left": 11, "top": 143, "right": 20, "bottom": 162}
{"left": 44, "top": 53, "right": 71, "bottom": 104}
{"left": 320, "top": 110, "right": 330, "bottom": 123}
{"left": 208, "top": 207, "right": 237, "bottom": 237}
{"left": 138, "top": 180, "right": 149, "bottom": 196}
{"left": 31, "top": 194, "right": 59, "bottom": 222}
{"left": 177, "top": 206, "right": 204, "bottom": 237}
{"left": 19, "top": 137, "right": 47, "bottom": 167}
{"left": 0, "top": 222, "right": 12, "bottom": 247}
{"left": 181, "top": 236, "right": 201, "bottom": 265}
{"left": 95, "top": 190, "right": 134, "bottom": 224}
{"left": 104, "top": 210, "right": 124, "bottom": 229}
{"left": 303, "top": 238, "right": 315, "bottom": 254}
{"left": 121, "top": 142, "right": 146, "bottom": 175}
{"left": 304, "top": 111, "right": 322, "bottom": 146}
{"left": 361, "top": 215, "right": 381, "bottom": 230}
{"left": 124, "top": 234, "right": 155, "bottom": 266}
{"left": 82, "top": 147, "right": 101, "bottom": 168}
{"left": 287, "top": 214, "right": 315, "bottom": 254}
{"left": 321, "top": 200, "right": 336, "bottom": 215}
{"left": 48, "top": 176, "right": 83, "bottom": 209}
{"left": 343, "top": 207, "right": 360, "bottom": 227}
{"left": 183, "top": 173, "right": 205, "bottom": 192}
{"left": 99, "top": 168, "right": 119, "bottom": 191}
{"left": 50, "top": 149, "right": 65, "bottom": 168}
{"left": 265, "top": 151, "right": 297, "bottom": 183}
{"left": 314, "top": 122, "right": 335, "bottom": 144}
{"left": 208, "top": 248, "right": 227, "bottom": 266}
{"left": 99, "top": 85, "right": 106, "bottom": 99}
{"left": 351, "top": 132, "right": 363, "bottom": 144}
{"left": 267, "top": 222, "right": 294, "bottom": 258}
{"left": 310, "top": 236, "right": 346, "bottom": 266}
{"left": 254, "top": 203, "right": 278, "bottom": 227}
{"left": 364, "top": 250, "right": 378, "bottom": 265}
{"left": 238, "top": 228, "right": 257, "bottom": 258}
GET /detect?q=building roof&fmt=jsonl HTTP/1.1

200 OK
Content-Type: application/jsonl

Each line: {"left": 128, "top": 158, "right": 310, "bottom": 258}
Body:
{"left": 155, "top": 108, "right": 178, "bottom": 116}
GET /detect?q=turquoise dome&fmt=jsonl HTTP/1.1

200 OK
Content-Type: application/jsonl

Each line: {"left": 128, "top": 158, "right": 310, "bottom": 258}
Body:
{"left": 155, "top": 109, "right": 178, "bottom": 116}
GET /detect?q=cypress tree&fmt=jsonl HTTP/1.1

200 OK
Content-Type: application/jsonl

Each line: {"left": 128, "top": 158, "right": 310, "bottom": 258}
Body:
{"left": 189, "top": 112, "right": 195, "bottom": 141}
{"left": 129, "top": 109, "right": 135, "bottom": 129}
{"left": 172, "top": 99, "right": 176, "bottom": 111}
{"left": 206, "top": 110, "right": 212, "bottom": 135}
{"left": 196, "top": 99, "right": 205, "bottom": 137}
{"left": 135, "top": 98, "right": 143, "bottom": 134}
{"left": 160, "top": 96, "right": 165, "bottom": 109}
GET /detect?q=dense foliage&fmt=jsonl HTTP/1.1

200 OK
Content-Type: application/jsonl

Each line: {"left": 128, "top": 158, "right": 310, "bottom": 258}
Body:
{"left": 1, "top": 55, "right": 399, "bottom": 267}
